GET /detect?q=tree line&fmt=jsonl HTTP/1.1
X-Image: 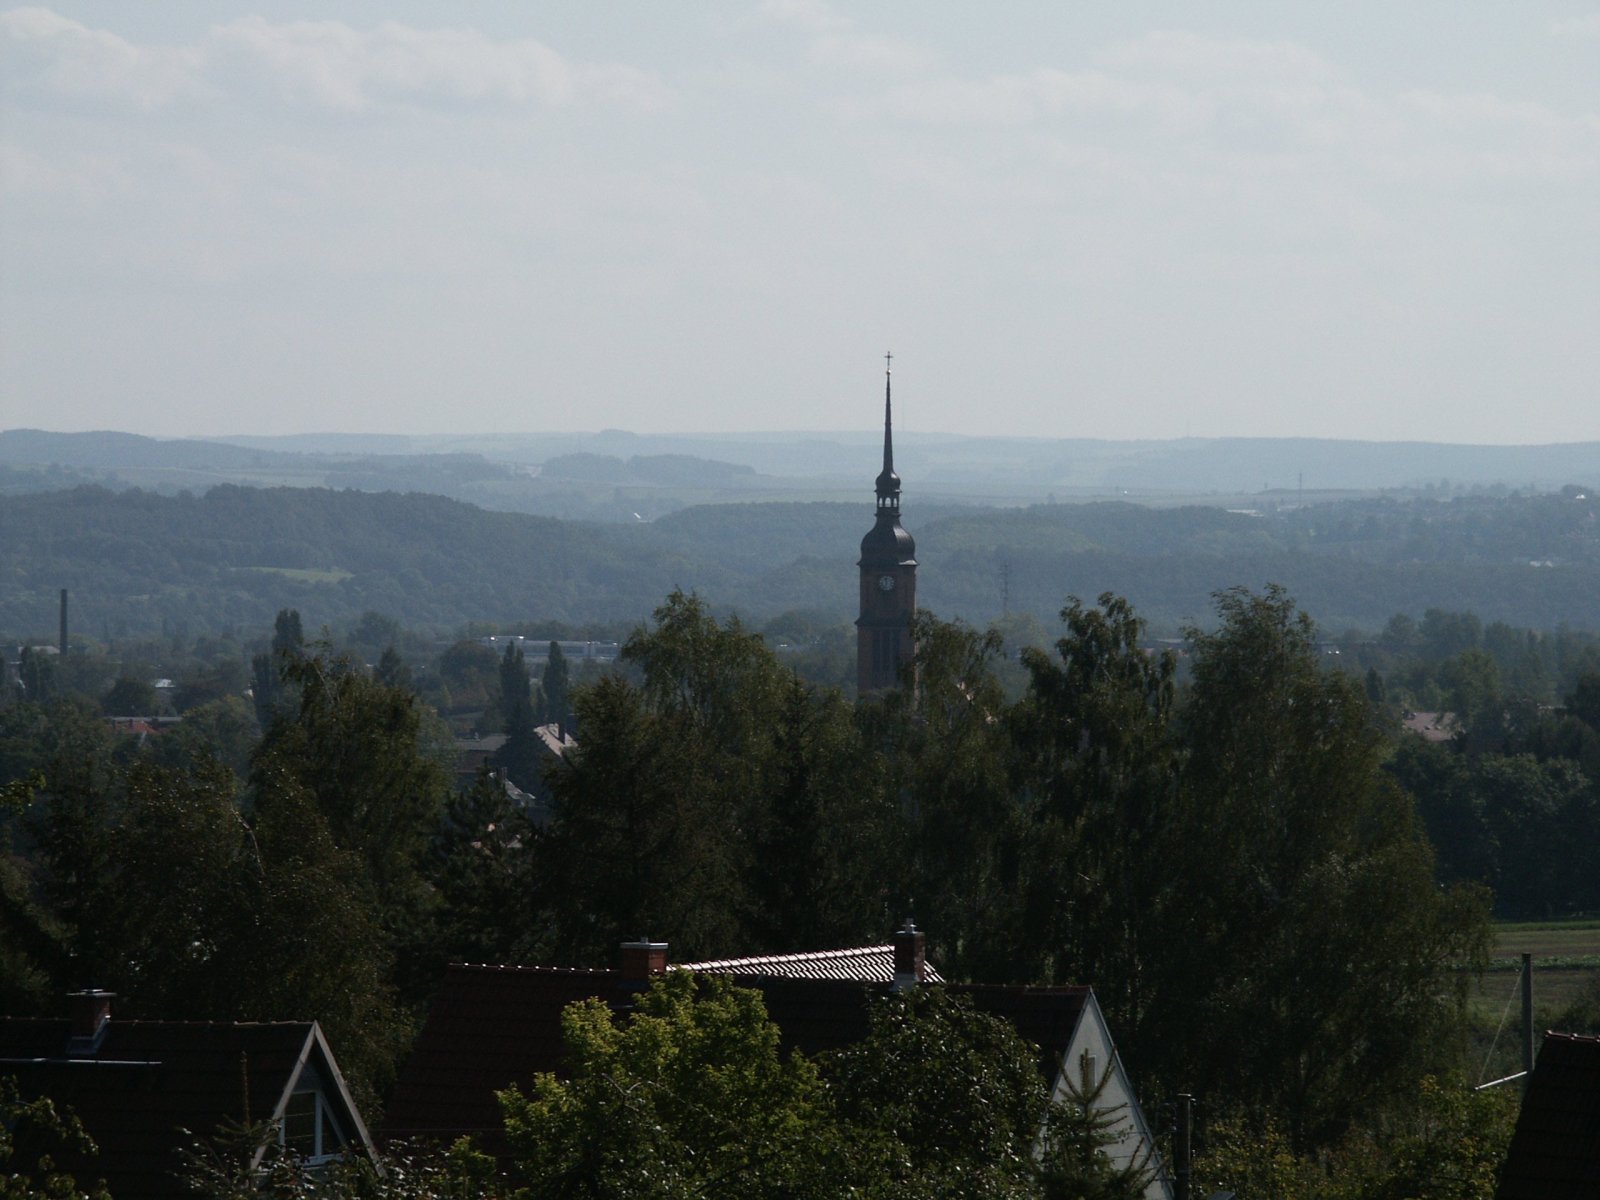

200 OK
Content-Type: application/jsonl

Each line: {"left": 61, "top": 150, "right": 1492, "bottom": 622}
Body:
{"left": 8, "top": 582, "right": 1597, "bottom": 1195}
{"left": 5, "top": 482, "right": 1599, "bottom": 645}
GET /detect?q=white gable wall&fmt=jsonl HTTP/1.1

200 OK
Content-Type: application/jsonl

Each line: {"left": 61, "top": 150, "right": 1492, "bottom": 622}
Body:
{"left": 1050, "top": 993, "right": 1173, "bottom": 1200}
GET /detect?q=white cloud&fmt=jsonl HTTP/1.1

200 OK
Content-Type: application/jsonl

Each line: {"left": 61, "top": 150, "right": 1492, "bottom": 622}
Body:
{"left": 1550, "top": 13, "right": 1600, "bottom": 37}
{"left": 759, "top": 0, "right": 851, "bottom": 36}
{"left": 809, "top": 31, "right": 936, "bottom": 74}
{"left": 208, "top": 16, "right": 671, "bottom": 113}
{"left": 1094, "top": 28, "right": 1339, "bottom": 85}
{"left": 0, "top": 8, "right": 671, "bottom": 113}
{"left": 0, "top": 6, "right": 209, "bottom": 108}
{"left": 843, "top": 68, "right": 1201, "bottom": 131}
{"left": 760, "top": 0, "right": 936, "bottom": 74}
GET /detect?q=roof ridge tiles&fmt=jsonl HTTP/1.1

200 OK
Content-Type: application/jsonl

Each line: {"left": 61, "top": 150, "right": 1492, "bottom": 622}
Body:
{"left": 679, "top": 945, "right": 894, "bottom": 970}
{"left": 447, "top": 962, "right": 617, "bottom": 975}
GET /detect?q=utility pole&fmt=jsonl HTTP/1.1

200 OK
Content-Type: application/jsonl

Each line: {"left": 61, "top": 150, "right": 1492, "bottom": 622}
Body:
{"left": 1173, "top": 1093, "right": 1193, "bottom": 1200}
{"left": 1522, "top": 951, "right": 1535, "bottom": 1093}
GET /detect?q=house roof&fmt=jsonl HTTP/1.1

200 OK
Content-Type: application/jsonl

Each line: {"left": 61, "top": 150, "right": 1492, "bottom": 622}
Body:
{"left": 533, "top": 723, "right": 575, "bottom": 756}
{"left": 1402, "top": 710, "right": 1459, "bottom": 743}
{"left": 0, "top": 1017, "right": 373, "bottom": 1200}
{"left": 681, "top": 945, "right": 947, "bottom": 984}
{"left": 1497, "top": 1031, "right": 1600, "bottom": 1200}
{"left": 383, "top": 961, "right": 1089, "bottom": 1155}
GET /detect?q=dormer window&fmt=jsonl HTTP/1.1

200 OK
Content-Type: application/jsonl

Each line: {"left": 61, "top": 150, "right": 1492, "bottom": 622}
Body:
{"left": 282, "top": 1089, "right": 347, "bottom": 1164}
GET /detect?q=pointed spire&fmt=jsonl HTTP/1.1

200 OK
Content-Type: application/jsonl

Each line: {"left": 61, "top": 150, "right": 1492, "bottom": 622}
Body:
{"left": 875, "top": 352, "right": 900, "bottom": 509}
{"left": 883, "top": 350, "right": 894, "bottom": 475}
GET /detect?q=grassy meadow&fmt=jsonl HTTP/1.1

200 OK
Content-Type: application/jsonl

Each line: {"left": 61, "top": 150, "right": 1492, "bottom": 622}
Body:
{"left": 1465, "top": 919, "right": 1600, "bottom": 1085}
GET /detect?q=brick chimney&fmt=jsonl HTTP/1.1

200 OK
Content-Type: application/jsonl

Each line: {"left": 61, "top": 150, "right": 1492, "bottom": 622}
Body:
{"left": 892, "top": 921, "right": 926, "bottom": 991}
{"left": 66, "top": 989, "right": 114, "bottom": 1055}
{"left": 618, "top": 940, "right": 669, "bottom": 981}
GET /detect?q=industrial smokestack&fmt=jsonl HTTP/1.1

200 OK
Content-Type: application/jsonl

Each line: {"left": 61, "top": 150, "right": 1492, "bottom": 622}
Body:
{"left": 59, "top": 589, "right": 68, "bottom": 656}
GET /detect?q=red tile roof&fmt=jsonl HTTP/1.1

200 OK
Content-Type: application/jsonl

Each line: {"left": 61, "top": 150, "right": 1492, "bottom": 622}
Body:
{"left": 0, "top": 1018, "right": 365, "bottom": 1200}
{"left": 681, "top": 945, "right": 947, "bottom": 984}
{"left": 1497, "top": 1031, "right": 1600, "bottom": 1200}
{"left": 384, "top": 961, "right": 1089, "bottom": 1155}
{"left": 383, "top": 965, "right": 620, "bottom": 1154}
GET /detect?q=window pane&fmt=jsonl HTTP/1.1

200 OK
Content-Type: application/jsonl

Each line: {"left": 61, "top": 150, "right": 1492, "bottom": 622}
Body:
{"left": 283, "top": 1091, "right": 316, "bottom": 1156}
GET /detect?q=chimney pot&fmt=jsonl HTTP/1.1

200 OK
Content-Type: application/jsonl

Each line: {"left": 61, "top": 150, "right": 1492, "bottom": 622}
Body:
{"left": 892, "top": 921, "right": 926, "bottom": 991}
{"left": 67, "top": 990, "right": 114, "bottom": 1052}
{"left": 618, "top": 940, "right": 669, "bottom": 980}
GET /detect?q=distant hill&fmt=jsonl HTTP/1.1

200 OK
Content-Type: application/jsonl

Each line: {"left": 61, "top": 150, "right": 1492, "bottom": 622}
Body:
{"left": 7, "top": 428, "right": 1599, "bottom": 521}
{"left": 0, "top": 429, "right": 303, "bottom": 473}
{"left": 212, "top": 430, "right": 1600, "bottom": 496}
{"left": 0, "top": 429, "right": 816, "bottom": 521}
{"left": 3, "top": 484, "right": 1597, "bottom": 644}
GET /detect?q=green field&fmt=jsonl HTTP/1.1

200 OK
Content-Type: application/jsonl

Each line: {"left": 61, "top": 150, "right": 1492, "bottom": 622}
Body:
{"left": 1492, "top": 919, "right": 1600, "bottom": 961}
{"left": 1466, "top": 920, "right": 1600, "bottom": 1084}
{"left": 230, "top": 566, "right": 355, "bottom": 584}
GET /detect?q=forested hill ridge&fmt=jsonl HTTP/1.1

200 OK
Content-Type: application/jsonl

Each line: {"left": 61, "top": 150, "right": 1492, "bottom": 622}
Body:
{"left": 2, "top": 483, "right": 1597, "bottom": 641}
{"left": 7, "top": 428, "right": 1600, "bottom": 523}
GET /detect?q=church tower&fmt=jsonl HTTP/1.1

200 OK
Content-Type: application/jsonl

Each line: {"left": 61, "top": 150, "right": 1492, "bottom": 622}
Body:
{"left": 857, "top": 354, "right": 917, "bottom": 694}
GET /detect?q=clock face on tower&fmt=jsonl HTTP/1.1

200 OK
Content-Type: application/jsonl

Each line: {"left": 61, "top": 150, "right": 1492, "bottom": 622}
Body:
{"left": 878, "top": 574, "right": 896, "bottom": 592}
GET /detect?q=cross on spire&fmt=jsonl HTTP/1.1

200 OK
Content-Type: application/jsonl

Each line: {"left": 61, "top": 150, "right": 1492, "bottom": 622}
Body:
{"left": 885, "top": 350, "right": 893, "bottom": 373}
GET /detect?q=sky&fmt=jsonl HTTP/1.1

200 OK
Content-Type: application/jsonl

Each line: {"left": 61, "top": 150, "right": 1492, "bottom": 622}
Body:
{"left": 2, "top": 2, "right": 1597, "bottom": 444}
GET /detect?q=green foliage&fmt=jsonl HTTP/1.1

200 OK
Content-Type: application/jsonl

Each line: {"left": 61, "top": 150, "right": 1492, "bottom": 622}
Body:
{"left": 0, "top": 775, "right": 61, "bottom": 1012}
{"left": 822, "top": 988, "right": 1046, "bottom": 1200}
{"left": 493, "top": 642, "right": 543, "bottom": 792}
{"left": 1009, "top": 593, "right": 1178, "bottom": 1000}
{"left": 16, "top": 650, "right": 58, "bottom": 706}
{"left": 539, "top": 591, "right": 891, "bottom": 962}
{"left": 1152, "top": 586, "right": 1490, "bottom": 1146}
{"left": 6, "top": 483, "right": 1600, "bottom": 646}
{"left": 253, "top": 608, "right": 306, "bottom": 725}
{"left": 1035, "top": 1062, "right": 1156, "bottom": 1200}
{"left": 1569, "top": 670, "right": 1600, "bottom": 732}
{"left": 99, "top": 676, "right": 157, "bottom": 716}
{"left": 252, "top": 649, "right": 449, "bottom": 910}
{"left": 1195, "top": 1077, "right": 1516, "bottom": 1200}
{"left": 875, "top": 613, "right": 1023, "bottom": 981}
{"left": 499, "top": 975, "right": 1147, "bottom": 1200}
{"left": 537, "top": 641, "right": 571, "bottom": 732}
{"left": 410, "top": 769, "right": 540, "bottom": 982}
{"left": 0, "top": 1077, "right": 109, "bottom": 1200}
{"left": 17, "top": 753, "right": 407, "bottom": 1111}
{"left": 499, "top": 972, "right": 830, "bottom": 1200}
{"left": 180, "top": 1120, "right": 507, "bottom": 1200}
{"left": 144, "top": 695, "right": 258, "bottom": 779}
{"left": 1391, "top": 733, "right": 1600, "bottom": 919}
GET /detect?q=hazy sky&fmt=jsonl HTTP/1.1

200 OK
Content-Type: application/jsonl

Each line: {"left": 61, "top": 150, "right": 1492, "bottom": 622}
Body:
{"left": 3, "top": 3, "right": 1597, "bottom": 443}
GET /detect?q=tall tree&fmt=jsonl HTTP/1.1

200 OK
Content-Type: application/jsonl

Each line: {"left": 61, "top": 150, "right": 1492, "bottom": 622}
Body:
{"left": 539, "top": 591, "right": 883, "bottom": 961}
{"left": 539, "top": 589, "right": 786, "bottom": 961}
{"left": 1009, "top": 593, "right": 1179, "bottom": 1015}
{"left": 871, "top": 613, "right": 1022, "bottom": 981}
{"left": 251, "top": 607, "right": 304, "bottom": 725}
{"left": 494, "top": 641, "right": 543, "bottom": 792}
{"left": 1152, "top": 586, "right": 1490, "bottom": 1146}
{"left": 822, "top": 988, "right": 1047, "bottom": 1199}
{"left": 250, "top": 650, "right": 449, "bottom": 919}
{"left": 539, "top": 641, "right": 571, "bottom": 734}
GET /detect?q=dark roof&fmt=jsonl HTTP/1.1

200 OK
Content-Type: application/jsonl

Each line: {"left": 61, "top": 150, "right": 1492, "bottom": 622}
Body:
{"left": 384, "top": 963, "right": 1089, "bottom": 1154}
{"left": 859, "top": 512, "right": 916, "bottom": 564}
{"left": 383, "top": 966, "right": 620, "bottom": 1153}
{"left": 0, "top": 1018, "right": 367, "bottom": 1200}
{"left": 1498, "top": 1031, "right": 1600, "bottom": 1200}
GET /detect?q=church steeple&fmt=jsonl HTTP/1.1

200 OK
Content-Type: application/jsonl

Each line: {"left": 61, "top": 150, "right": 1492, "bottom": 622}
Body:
{"left": 857, "top": 352, "right": 917, "bottom": 695}
{"left": 875, "top": 351, "right": 900, "bottom": 511}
